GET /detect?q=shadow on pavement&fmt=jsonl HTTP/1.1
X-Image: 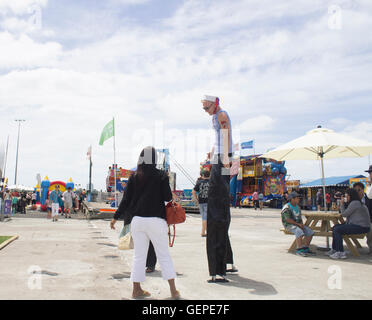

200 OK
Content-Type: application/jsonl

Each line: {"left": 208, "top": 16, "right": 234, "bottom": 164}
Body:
{"left": 146, "top": 271, "right": 184, "bottom": 278}
{"left": 223, "top": 274, "right": 278, "bottom": 296}
{"left": 111, "top": 272, "right": 131, "bottom": 280}
{"left": 285, "top": 245, "right": 372, "bottom": 266}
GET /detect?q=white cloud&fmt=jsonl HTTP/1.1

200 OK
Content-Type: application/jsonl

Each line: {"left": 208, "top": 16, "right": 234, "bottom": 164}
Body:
{"left": 0, "top": 0, "right": 47, "bottom": 15}
{"left": 1, "top": 0, "right": 372, "bottom": 190}
{"left": 341, "top": 121, "right": 372, "bottom": 141}
{"left": 239, "top": 116, "right": 276, "bottom": 134}
{"left": 329, "top": 118, "right": 353, "bottom": 127}
{"left": 0, "top": 32, "right": 62, "bottom": 69}
{"left": 0, "top": 144, "right": 4, "bottom": 173}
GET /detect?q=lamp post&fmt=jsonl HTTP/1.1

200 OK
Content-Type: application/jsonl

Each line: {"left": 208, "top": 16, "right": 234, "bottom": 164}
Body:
{"left": 14, "top": 119, "right": 25, "bottom": 186}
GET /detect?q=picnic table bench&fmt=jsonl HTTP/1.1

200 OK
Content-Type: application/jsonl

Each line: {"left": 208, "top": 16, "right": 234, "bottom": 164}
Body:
{"left": 281, "top": 211, "right": 367, "bottom": 257}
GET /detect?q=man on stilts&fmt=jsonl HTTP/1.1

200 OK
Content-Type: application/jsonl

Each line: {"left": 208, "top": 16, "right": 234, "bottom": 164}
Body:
{"left": 201, "top": 95, "right": 238, "bottom": 283}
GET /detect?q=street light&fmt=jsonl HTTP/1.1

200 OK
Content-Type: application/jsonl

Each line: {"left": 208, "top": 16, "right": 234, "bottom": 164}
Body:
{"left": 14, "top": 119, "right": 25, "bottom": 186}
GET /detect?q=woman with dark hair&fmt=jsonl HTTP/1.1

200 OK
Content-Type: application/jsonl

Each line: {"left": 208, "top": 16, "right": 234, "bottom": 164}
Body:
{"left": 110, "top": 146, "right": 180, "bottom": 299}
{"left": 327, "top": 188, "right": 370, "bottom": 259}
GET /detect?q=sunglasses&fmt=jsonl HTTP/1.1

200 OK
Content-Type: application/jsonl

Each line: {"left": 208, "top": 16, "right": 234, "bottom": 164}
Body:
{"left": 203, "top": 102, "right": 215, "bottom": 111}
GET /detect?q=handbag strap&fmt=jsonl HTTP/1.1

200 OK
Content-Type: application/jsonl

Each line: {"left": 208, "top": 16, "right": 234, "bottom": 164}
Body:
{"left": 168, "top": 225, "right": 175, "bottom": 247}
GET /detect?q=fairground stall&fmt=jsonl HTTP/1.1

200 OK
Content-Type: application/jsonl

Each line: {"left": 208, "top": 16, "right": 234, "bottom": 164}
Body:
{"left": 202, "top": 155, "right": 287, "bottom": 209}
{"left": 299, "top": 174, "right": 366, "bottom": 210}
{"left": 106, "top": 165, "right": 134, "bottom": 193}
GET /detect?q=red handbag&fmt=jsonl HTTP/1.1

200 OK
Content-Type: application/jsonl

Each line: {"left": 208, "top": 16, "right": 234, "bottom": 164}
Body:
{"left": 166, "top": 201, "right": 186, "bottom": 247}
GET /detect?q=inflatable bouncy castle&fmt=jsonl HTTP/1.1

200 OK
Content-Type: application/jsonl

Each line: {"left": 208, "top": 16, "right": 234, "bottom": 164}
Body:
{"left": 39, "top": 176, "right": 75, "bottom": 205}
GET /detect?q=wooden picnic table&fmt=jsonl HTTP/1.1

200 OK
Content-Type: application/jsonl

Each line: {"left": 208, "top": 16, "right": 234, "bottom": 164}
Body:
{"left": 286, "top": 211, "right": 366, "bottom": 257}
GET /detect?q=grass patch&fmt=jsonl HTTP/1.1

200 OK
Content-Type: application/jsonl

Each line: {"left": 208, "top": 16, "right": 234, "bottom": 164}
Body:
{"left": 0, "top": 236, "right": 12, "bottom": 245}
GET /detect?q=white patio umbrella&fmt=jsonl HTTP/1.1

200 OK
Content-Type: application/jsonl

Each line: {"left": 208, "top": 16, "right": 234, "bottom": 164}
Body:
{"left": 261, "top": 126, "right": 372, "bottom": 249}
{"left": 261, "top": 126, "right": 372, "bottom": 210}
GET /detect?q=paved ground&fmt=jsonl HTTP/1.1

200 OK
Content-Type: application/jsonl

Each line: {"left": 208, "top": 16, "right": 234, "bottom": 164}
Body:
{"left": 1, "top": 208, "right": 372, "bottom": 300}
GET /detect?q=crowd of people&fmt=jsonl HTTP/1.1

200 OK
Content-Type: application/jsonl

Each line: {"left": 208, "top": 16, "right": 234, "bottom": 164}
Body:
{"left": 0, "top": 190, "right": 34, "bottom": 214}
{"left": 0, "top": 187, "right": 87, "bottom": 219}
{"left": 46, "top": 186, "right": 87, "bottom": 221}
{"left": 316, "top": 188, "right": 351, "bottom": 212}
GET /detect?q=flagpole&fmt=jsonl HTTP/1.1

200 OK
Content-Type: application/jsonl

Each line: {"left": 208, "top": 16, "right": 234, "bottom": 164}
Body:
{"left": 89, "top": 146, "right": 92, "bottom": 200}
{"left": 2, "top": 135, "right": 9, "bottom": 180}
{"left": 113, "top": 117, "right": 117, "bottom": 208}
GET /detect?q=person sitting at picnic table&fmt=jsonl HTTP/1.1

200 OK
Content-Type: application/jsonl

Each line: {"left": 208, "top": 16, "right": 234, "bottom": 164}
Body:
{"left": 326, "top": 188, "right": 371, "bottom": 259}
{"left": 281, "top": 191, "right": 315, "bottom": 257}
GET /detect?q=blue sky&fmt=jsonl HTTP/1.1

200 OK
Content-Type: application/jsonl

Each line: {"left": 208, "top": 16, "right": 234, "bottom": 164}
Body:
{"left": 40, "top": 0, "right": 183, "bottom": 47}
{"left": 0, "top": 0, "right": 371, "bottom": 190}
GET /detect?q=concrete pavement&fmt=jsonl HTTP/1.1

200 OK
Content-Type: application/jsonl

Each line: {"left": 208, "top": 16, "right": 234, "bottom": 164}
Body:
{"left": 1, "top": 208, "right": 372, "bottom": 300}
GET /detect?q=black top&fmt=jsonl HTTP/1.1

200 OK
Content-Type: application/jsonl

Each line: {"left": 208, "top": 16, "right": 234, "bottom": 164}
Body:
{"left": 193, "top": 178, "right": 210, "bottom": 204}
{"left": 113, "top": 169, "right": 172, "bottom": 224}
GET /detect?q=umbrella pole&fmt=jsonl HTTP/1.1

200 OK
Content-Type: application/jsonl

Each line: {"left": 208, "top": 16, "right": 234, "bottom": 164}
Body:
{"left": 320, "top": 155, "right": 327, "bottom": 212}
{"left": 320, "top": 154, "right": 330, "bottom": 249}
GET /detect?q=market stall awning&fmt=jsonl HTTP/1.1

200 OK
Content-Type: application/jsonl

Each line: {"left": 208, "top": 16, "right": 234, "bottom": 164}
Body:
{"left": 299, "top": 175, "right": 365, "bottom": 188}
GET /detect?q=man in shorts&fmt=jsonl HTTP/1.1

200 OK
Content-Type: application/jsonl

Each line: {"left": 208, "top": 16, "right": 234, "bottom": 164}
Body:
{"left": 63, "top": 187, "right": 73, "bottom": 219}
{"left": 192, "top": 167, "right": 210, "bottom": 237}
{"left": 49, "top": 185, "right": 62, "bottom": 222}
{"left": 281, "top": 191, "right": 315, "bottom": 257}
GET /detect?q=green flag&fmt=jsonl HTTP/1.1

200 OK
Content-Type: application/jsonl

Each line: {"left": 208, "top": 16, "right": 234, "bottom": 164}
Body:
{"left": 99, "top": 119, "right": 115, "bottom": 146}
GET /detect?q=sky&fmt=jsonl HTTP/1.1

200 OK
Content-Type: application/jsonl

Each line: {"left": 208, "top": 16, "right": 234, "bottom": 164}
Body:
{"left": 0, "top": 0, "right": 372, "bottom": 191}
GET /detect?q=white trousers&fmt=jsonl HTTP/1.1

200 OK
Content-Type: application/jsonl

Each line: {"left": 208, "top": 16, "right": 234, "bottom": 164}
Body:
{"left": 130, "top": 216, "right": 176, "bottom": 283}
{"left": 52, "top": 203, "right": 59, "bottom": 217}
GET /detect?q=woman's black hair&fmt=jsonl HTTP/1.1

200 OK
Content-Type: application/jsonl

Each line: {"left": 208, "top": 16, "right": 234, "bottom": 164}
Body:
{"left": 346, "top": 188, "right": 362, "bottom": 204}
{"left": 353, "top": 182, "right": 365, "bottom": 190}
{"left": 133, "top": 146, "right": 158, "bottom": 190}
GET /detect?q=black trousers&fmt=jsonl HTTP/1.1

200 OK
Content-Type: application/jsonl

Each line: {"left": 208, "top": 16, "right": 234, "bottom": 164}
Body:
{"left": 226, "top": 234, "right": 234, "bottom": 265}
{"left": 146, "top": 241, "right": 157, "bottom": 269}
{"left": 207, "top": 155, "right": 234, "bottom": 276}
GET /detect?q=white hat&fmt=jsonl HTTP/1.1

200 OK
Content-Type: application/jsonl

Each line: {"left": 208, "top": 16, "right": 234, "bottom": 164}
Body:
{"left": 202, "top": 95, "right": 218, "bottom": 102}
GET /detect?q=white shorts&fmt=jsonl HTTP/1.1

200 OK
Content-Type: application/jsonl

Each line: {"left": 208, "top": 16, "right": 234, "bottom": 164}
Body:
{"left": 52, "top": 203, "right": 59, "bottom": 217}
